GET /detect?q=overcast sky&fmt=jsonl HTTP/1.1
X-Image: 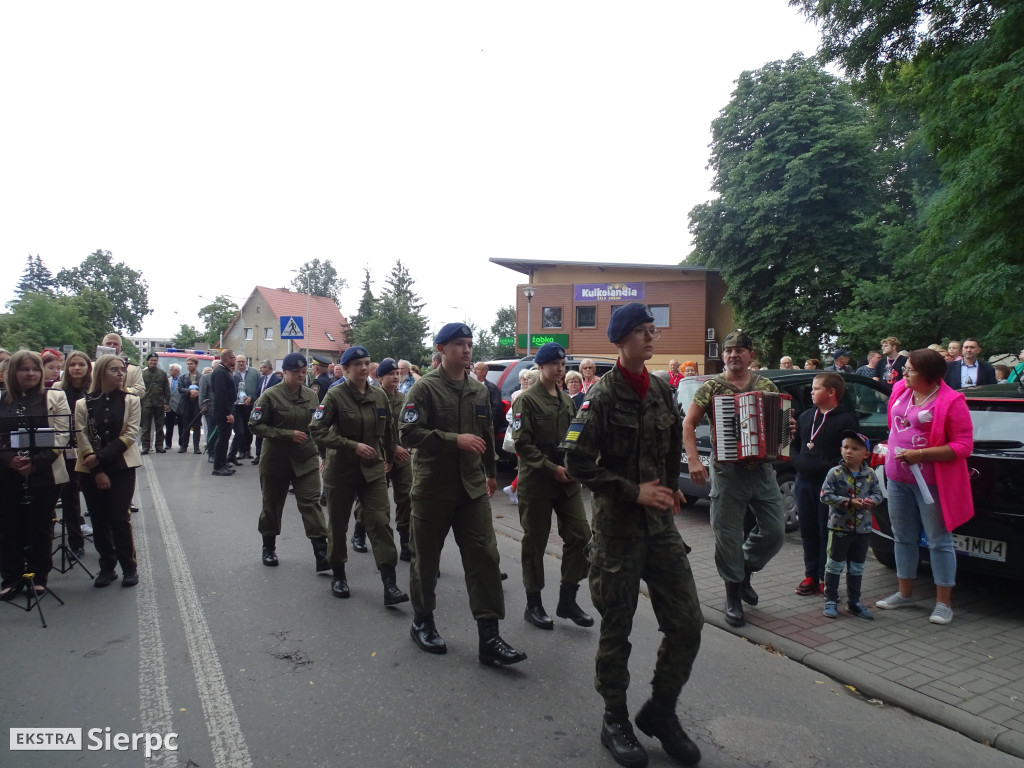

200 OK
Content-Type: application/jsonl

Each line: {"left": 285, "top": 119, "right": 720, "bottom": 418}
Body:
{"left": 1, "top": 2, "right": 822, "bottom": 340}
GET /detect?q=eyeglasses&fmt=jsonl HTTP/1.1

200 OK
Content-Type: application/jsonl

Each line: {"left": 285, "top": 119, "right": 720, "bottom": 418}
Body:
{"left": 631, "top": 327, "right": 661, "bottom": 340}
{"left": 903, "top": 366, "right": 915, "bottom": 375}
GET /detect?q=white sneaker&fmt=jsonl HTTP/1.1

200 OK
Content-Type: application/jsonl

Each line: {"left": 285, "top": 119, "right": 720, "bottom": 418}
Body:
{"left": 929, "top": 602, "right": 954, "bottom": 624}
{"left": 502, "top": 485, "right": 518, "bottom": 505}
{"left": 876, "top": 591, "right": 916, "bottom": 609}
{"left": 81, "top": 524, "right": 94, "bottom": 535}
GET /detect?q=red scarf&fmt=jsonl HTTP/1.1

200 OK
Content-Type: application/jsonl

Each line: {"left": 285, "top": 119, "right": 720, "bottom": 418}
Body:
{"left": 616, "top": 360, "right": 649, "bottom": 400}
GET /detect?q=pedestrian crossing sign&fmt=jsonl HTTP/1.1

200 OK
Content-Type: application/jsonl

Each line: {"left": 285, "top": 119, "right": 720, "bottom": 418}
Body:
{"left": 280, "top": 316, "right": 304, "bottom": 339}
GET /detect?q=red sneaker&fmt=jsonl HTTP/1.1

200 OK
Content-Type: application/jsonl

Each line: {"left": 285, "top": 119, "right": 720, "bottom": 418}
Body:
{"left": 795, "top": 577, "right": 818, "bottom": 596}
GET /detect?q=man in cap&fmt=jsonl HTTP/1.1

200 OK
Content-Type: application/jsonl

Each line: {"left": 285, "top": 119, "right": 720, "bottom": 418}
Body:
{"left": 248, "top": 353, "right": 330, "bottom": 572}
{"left": 310, "top": 356, "right": 333, "bottom": 402}
{"left": 683, "top": 331, "right": 786, "bottom": 628}
{"left": 139, "top": 352, "right": 170, "bottom": 454}
{"left": 310, "top": 346, "right": 407, "bottom": 606}
{"left": 564, "top": 303, "right": 703, "bottom": 768}
{"left": 399, "top": 323, "right": 526, "bottom": 667}
{"left": 825, "top": 348, "right": 853, "bottom": 373}
{"left": 510, "top": 342, "right": 593, "bottom": 630}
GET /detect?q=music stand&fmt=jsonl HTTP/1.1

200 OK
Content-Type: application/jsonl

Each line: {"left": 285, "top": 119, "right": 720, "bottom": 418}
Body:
{"left": 1, "top": 562, "right": 64, "bottom": 628}
{"left": 52, "top": 514, "right": 95, "bottom": 578}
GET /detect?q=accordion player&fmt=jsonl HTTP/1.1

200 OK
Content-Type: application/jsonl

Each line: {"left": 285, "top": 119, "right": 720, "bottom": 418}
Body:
{"left": 712, "top": 391, "right": 793, "bottom": 462}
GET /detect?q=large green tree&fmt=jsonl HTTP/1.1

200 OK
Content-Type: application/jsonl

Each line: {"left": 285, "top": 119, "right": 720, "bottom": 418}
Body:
{"left": 197, "top": 296, "right": 240, "bottom": 348}
{"left": 353, "top": 261, "right": 430, "bottom": 365}
{"left": 291, "top": 258, "right": 348, "bottom": 307}
{"left": 11, "top": 254, "right": 55, "bottom": 302}
{"left": 686, "top": 54, "right": 883, "bottom": 364}
{"left": 170, "top": 324, "right": 203, "bottom": 349}
{"left": 345, "top": 268, "right": 377, "bottom": 345}
{"left": 55, "top": 249, "right": 151, "bottom": 335}
{"left": 0, "top": 289, "right": 113, "bottom": 353}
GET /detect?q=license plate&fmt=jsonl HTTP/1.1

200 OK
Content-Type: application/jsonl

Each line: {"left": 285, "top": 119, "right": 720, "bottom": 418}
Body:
{"left": 683, "top": 453, "right": 710, "bottom": 468}
{"left": 953, "top": 534, "right": 1007, "bottom": 562}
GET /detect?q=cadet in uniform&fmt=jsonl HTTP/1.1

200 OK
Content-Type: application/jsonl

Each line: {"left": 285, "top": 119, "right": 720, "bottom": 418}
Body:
{"left": 367, "top": 358, "right": 413, "bottom": 561}
{"left": 564, "top": 303, "right": 703, "bottom": 768}
{"left": 310, "top": 355, "right": 333, "bottom": 403}
{"left": 399, "top": 323, "right": 526, "bottom": 667}
{"left": 248, "top": 353, "right": 330, "bottom": 572}
{"left": 310, "top": 346, "right": 407, "bottom": 607}
{"left": 509, "top": 342, "right": 593, "bottom": 630}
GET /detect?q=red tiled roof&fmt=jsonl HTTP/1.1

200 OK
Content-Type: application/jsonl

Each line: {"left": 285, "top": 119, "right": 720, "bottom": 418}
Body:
{"left": 229, "top": 286, "right": 350, "bottom": 355}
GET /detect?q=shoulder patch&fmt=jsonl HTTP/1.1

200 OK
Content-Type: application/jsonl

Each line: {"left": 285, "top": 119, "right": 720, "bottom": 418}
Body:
{"left": 510, "top": 412, "right": 522, "bottom": 432}
{"left": 564, "top": 419, "right": 586, "bottom": 443}
{"left": 377, "top": 407, "right": 387, "bottom": 420}
{"left": 251, "top": 406, "right": 262, "bottom": 422}
{"left": 313, "top": 404, "right": 325, "bottom": 420}
{"left": 402, "top": 403, "right": 419, "bottom": 423}
{"left": 580, "top": 400, "right": 590, "bottom": 410}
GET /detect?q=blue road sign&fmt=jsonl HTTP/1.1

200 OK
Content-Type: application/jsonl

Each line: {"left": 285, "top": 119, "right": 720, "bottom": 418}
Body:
{"left": 280, "top": 316, "right": 304, "bottom": 339}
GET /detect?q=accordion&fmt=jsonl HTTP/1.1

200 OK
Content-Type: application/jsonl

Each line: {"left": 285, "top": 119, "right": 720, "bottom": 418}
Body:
{"left": 712, "top": 391, "right": 792, "bottom": 462}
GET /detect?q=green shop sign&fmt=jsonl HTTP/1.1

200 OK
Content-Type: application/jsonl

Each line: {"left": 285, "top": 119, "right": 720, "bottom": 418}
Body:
{"left": 498, "top": 337, "right": 515, "bottom": 347}
{"left": 517, "top": 333, "right": 569, "bottom": 348}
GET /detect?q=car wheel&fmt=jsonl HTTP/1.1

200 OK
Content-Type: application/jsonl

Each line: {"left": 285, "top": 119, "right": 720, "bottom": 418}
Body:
{"left": 871, "top": 543, "right": 897, "bottom": 570}
{"left": 776, "top": 474, "right": 799, "bottom": 533}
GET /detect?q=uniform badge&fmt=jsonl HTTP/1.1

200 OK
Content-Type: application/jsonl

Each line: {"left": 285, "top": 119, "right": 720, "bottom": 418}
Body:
{"left": 402, "top": 403, "right": 419, "bottom": 423}
{"left": 251, "top": 406, "right": 262, "bottom": 422}
{"left": 313, "top": 405, "right": 325, "bottom": 420}
{"left": 510, "top": 412, "right": 522, "bottom": 431}
{"left": 564, "top": 420, "right": 586, "bottom": 443}
{"left": 377, "top": 407, "right": 387, "bottom": 420}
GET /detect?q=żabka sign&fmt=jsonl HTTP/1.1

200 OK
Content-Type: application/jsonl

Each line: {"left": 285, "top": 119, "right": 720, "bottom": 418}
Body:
{"left": 574, "top": 283, "right": 645, "bottom": 302}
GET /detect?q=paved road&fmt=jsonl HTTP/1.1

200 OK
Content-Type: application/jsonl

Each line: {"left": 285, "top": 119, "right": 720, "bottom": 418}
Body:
{"left": 2, "top": 453, "right": 1020, "bottom": 767}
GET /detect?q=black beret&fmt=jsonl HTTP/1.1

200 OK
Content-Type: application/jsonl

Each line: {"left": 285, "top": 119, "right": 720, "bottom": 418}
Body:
{"left": 607, "top": 302, "right": 656, "bottom": 343}
{"left": 434, "top": 323, "right": 473, "bottom": 345}
{"left": 146, "top": 352, "right": 159, "bottom": 360}
{"left": 340, "top": 346, "right": 370, "bottom": 365}
{"left": 534, "top": 342, "right": 566, "bottom": 365}
{"left": 282, "top": 353, "right": 307, "bottom": 371}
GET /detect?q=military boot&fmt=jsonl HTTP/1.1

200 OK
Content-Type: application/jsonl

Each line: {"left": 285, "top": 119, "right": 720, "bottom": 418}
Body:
{"left": 524, "top": 591, "right": 554, "bottom": 630}
{"left": 556, "top": 582, "right": 595, "bottom": 627}
{"left": 381, "top": 564, "right": 409, "bottom": 607}
{"left": 478, "top": 619, "right": 527, "bottom": 666}
{"left": 634, "top": 699, "right": 701, "bottom": 766}
{"left": 311, "top": 537, "right": 330, "bottom": 572}
{"left": 350, "top": 522, "right": 368, "bottom": 553}
{"left": 261, "top": 535, "right": 278, "bottom": 567}
{"left": 398, "top": 526, "right": 413, "bottom": 562}
{"left": 410, "top": 613, "right": 447, "bottom": 654}
{"left": 331, "top": 565, "right": 350, "bottom": 599}
{"left": 600, "top": 710, "right": 648, "bottom": 768}
{"left": 740, "top": 567, "right": 759, "bottom": 606}
{"left": 724, "top": 581, "right": 745, "bottom": 627}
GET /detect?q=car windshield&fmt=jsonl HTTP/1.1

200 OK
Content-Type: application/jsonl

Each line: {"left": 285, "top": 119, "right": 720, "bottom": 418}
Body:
{"left": 969, "top": 404, "right": 1024, "bottom": 442}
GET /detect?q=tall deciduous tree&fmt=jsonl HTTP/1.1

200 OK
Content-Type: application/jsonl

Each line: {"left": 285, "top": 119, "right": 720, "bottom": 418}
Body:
{"left": 197, "top": 296, "right": 239, "bottom": 348}
{"left": 171, "top": 324, "right": 203, "bottom": 349}
{"left": 291, "top": 258, "right": 347, "bottom": 307}
{"left": 0, "top": 289, "right": 113, "bottom": 353}
{"left": 353, "top": 261, "right": 430, "bottom": 365}
{"left": 55, "top": 249, "right": 151, "bottom": 335}
{"left": 686, "top": 54, "right": 883, "bottom": 364}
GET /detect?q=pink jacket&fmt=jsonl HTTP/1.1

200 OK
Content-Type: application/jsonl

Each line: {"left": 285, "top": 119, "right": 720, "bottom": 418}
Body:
{"left": 888, "top": 379, "right": 975, "bottom": 530}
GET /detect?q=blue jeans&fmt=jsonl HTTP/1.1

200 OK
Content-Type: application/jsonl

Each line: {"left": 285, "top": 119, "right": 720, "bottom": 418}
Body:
{"left": 886, "top": 479, "right": 956, "bottom": 587}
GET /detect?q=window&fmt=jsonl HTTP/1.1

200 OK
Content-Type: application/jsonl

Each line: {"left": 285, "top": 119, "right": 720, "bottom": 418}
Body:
{"left": 576, "top": 306, "right": 596, "bottom": 328}
{"left": 244, "top": 327, "right": 253, "bottom": 341}
{"left": 542, "top": 306, "right": 562, "bottom": 328}
{"left": 264, "top": 328, "right": 273, "bottom": 341}
{"left": 650, "top": 305, "right": 669, "bottom": 327}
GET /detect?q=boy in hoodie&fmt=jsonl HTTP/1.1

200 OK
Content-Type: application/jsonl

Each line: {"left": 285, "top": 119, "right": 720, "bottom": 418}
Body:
{"left": 790, "top": 373, "right": 859, "bottom": 595}
{"left": 819, "top": 431, "right": 883, "bottom": 619}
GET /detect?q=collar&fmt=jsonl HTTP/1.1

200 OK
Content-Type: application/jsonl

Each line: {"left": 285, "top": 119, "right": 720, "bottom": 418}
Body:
{"left": 616, "top": 360, "right": 649, "bottom": 400}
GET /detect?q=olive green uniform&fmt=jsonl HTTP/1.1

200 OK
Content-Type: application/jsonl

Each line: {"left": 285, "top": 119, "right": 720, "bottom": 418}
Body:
{"left": 510, "top": 384, "right": 590, "bottom": 593}
{"left": 399, "top": 367, "right": 503, "bottom": 621}
{"left": 248, "top": 383, "right": 328, "bottom": 540}
{"left": 353, "top": 387, "right": 412, "bottom": 533}
{"left": 563, "top": 367, "right": 703, "bottom": 715}
{"left": 310, "top": 379, "right": 398, "bottom": 569}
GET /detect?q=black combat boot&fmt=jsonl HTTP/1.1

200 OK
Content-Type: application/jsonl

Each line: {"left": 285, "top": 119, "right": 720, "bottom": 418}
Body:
{"left": 740, "top": 567, "right": 759, "bottom": 606}
{"left": 556, "top": 582, "right": 595, "bottom": 627}
{"left": 350, "top": 521, "right": 368, "bottom": 553}
{"left": 601, "top": 710, "right": 648, "bottom": 768}
{"left": 311, "top": 537, "right": 330, "bottom": 572}
{"left": 398, "top": 527, "right": 413, "bottom": 562}
{"left": 410, "top": 613, "right": 447, "bottom": 654}
{"left": 724, "top": 582, "right": 745, "bottom": 627}
{"left": 331, "top": 565, "right": 350, "bottom": 599}
{"left": 381, "top": 565, "right": 409, "bottom": 607}
{"left": 262, "top": 535, "right": 278, "bottom": 567}
{"left": 634, "top": 699, "right": 701, "bottom": 766}
{"left": 524, "top": 591, "right": 554, "bottom": 630}
{"left": 478, "top": 619, "right": 527, "bottom": 666}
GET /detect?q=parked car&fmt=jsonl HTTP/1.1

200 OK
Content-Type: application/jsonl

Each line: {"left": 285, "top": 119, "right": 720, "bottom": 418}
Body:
{"left": 869, "top": 384, "right": 1024, "bottom": 581}
{"left": 676, "top": 369, "right": 892, "bottom": 532}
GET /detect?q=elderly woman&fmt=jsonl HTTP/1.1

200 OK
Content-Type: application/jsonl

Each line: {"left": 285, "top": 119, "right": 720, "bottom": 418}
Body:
{"left": 76, "top": 354, "right": 142, "bottom": 588}
{"left": 682, "top": 361, "right": 698, "bottom": 378}
{"left": 565, "top": 370, "right": 585, "bottom": 409}
{"left": 579, "top": 358, "right": 600, "bottom": 393}
{"left": 56, "top": 351, "right": 93, "bottom": 560}
{"left": 875, "top": 349, "right": 974, "bottom": 624}
{"left": 0, "top": 351, "right": 70, "bottom": 598}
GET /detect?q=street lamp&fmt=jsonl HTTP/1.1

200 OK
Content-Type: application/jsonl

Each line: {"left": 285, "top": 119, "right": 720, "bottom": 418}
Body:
{"left": 289, "top": 269, "right": 311, "bottom": 362}
{"left": 522, "top": 285, "right": 536, "bottom": 357}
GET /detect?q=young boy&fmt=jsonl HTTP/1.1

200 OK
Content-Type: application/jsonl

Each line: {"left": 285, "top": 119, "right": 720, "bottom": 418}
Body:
{"left": 819, "top": 431, "right": 884, "bottom": 619}
{"left": 790, "top": 373, "right": 859, "bottom": 596}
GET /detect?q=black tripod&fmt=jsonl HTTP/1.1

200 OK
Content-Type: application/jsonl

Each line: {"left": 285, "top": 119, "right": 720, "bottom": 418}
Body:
{"left": 52, "top": 514, "right": 94, "bottom": 578}
{"left": 1, "top": 543, "right": 64, "bottom": 628}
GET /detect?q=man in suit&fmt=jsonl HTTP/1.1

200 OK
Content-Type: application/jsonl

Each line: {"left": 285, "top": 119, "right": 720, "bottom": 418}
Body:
{"left": 251, "top": 359, "right": 282, "bottom": 464}
{"left": 944, "top": 338, "right": 996, "bottom": 389}
{"left": 228, "top": 356, "right": 261, "bottom": 462}
{"left": 210, "top": 349, "right": 238, "bottom": 476}
{"left": 177, "top": 356, "right": 204, "bottom": 454}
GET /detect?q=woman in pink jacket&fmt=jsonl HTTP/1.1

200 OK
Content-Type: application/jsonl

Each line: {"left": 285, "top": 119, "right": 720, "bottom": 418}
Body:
{"left": 876, "top": 348, "right": 974, "bottom": 624}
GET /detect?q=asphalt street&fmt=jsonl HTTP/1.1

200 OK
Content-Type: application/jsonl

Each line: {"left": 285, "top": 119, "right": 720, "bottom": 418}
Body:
{"left": 2, "top": 452, "right": 1020, "bottom": 768}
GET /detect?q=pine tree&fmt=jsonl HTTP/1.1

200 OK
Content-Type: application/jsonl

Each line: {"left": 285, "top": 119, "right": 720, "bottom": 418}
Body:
{"left": 12, "top": 254, "right": 55, "bottom": 301}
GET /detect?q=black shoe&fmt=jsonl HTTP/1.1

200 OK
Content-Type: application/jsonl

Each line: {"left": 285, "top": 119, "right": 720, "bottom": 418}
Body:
{"left": 70, "top": 547, "right": 86, "bottom": 560}
{"left": 94, "top": 571, "right": 118, "bottom": 588}
{"left": 478, "top": 619, "right": 526, "bottom": 666}
{"left": 156, "top": 447, "right": 166, "bottom": 454}
{"left": 228, "top": 457, "right": 243, "bottom": 466}
{"left": 130, "top": 504, "right": 140, "bottom": 514}
{"left": 740, "top": 569, "right": 759, "bottom": 606}
{"left": 634, "top": 700, "right": 701, "bottom": 766}
{"left": 194, "top": 448, "right": 202, "bottom": 455}
{"left": 212, "top": 468, "right": 234, "bottom": 476}
{"left": 556, "top": 582, "right": 595, "bottom": 627}
{"left": 411, "top": 615, "right": 447, "bottom": 654}
{"left": 122, "top": 572, "right": 139, "bottom": 587}
{"left": 500, "top": 571, "right": 508, "bottom": 581}
{"left": 601, "top": 714, "right": 648, "bottom": 768}
{"left": 262, "top": 547, "right": 279, "bottom": 566}
{"left": 0, "top": 584, "right": 24, "bottom": 602}
{"left": 331, "top": 567, "right": 350, "bottom": 598}
{"left": 724, "top": 582, "right": 745, "bottom": 627}
{"left": 140, "top": 449, "right": 150, "bottom": 455}
{"left": 399, "top": 528, "right": 412, "bottom": 562}
{"left": 524, "top": 592, "right": 554, "bottom": 630}
{"left": 381, "top": 565, "right": 409, "bottom": 606}
{"left": 312, "top": 538, "right": 330, "bottom": 572}
{"left": 178, "top": 447, "right": 188, "bottom": 453}
{"left": 350, "top": 523, "right": 368, "bottom": 553}
{"left": 250, "top": 457, "right": 260, "bottom": 465}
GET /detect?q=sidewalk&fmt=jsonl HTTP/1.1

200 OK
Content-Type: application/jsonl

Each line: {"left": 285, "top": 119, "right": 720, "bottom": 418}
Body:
{"left": 491, "top": 495, "right": 1024, "bottom": 760}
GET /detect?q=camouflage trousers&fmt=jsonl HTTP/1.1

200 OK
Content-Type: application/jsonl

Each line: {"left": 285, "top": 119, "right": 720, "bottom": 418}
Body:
{"left": 587, "top": 528, "right": 703, "bottom": 714}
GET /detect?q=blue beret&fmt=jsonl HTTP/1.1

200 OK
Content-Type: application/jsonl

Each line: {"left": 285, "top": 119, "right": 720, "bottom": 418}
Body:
{"left": 282, "top": 353, "right": 307, "bottom": 371}
{"left": 341, "top": 346, "right": 370, "bottom": 365}
{"left": 607, "top": 302, "right": 656, "bottom": 343}
{"left": 377, "top": 357, "right": 397, "bottom": 377}
{"left": 534, "top": 342, "right": 566, "bottom": 365}
{"left": 434, "top": 322, "right": 473, "bottom": 345}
